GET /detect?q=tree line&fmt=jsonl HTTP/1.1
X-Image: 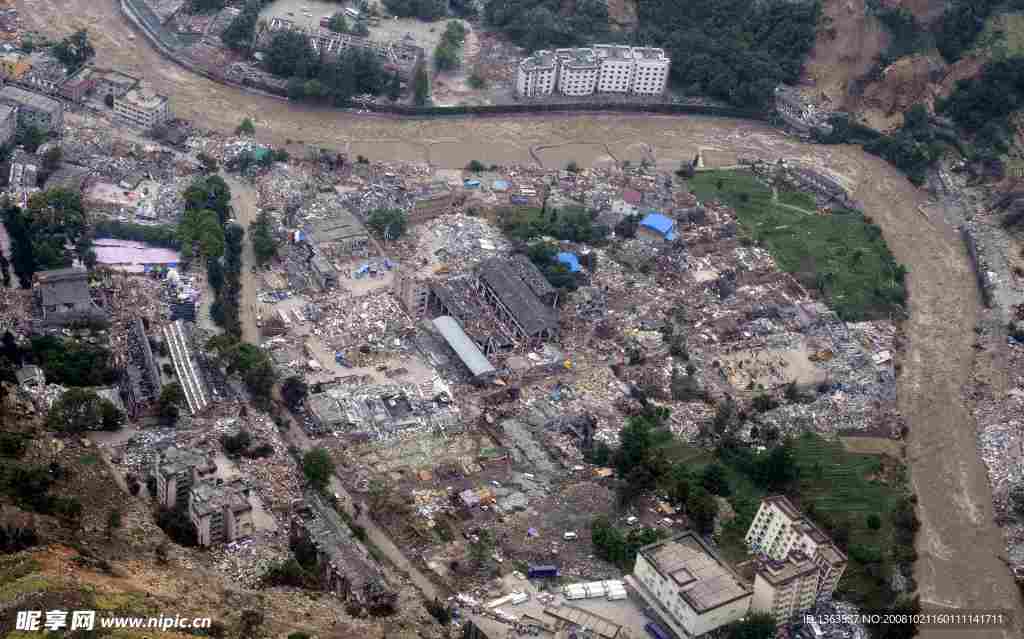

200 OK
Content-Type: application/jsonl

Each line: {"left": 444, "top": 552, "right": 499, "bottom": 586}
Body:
{"left": 261, "top": 30, "right": 398, "bottom": 105}
{"left": 2, "top": 189, "right": 93, "bottom": 287}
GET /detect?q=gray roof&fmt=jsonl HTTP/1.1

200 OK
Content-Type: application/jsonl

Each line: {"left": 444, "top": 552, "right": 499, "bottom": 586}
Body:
{"left": 35, "top": 268, "right": 92, "bottom": 307}
{"left": 15, "top": 365, "right": 43, "bottom": 384}
{"left": 308, "top": 392, "right": 345, "bottom": 426}
{"left": 305, "top": 207, "right": 366, "bottom": 243}
{"left": 432, "top": 316, "right": 496, "bottom": 378}
{"left": 0, "top": 85, "right": 62, "bottom": 115}
{"left": 477, "top": 258, "right": 558, "bottom": 336}
{"left": 190, "top": 478, "right": 252, "bottom": 516}
{"left": 156, "top": 445, "right": 216, "bottom": 478}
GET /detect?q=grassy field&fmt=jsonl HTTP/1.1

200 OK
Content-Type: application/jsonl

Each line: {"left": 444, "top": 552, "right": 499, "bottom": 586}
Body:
{"left": 687, "top": 170, "right": 907, "bottom": 322}
{"left": 661, "top": 433, "right": 907, "bottom": 608}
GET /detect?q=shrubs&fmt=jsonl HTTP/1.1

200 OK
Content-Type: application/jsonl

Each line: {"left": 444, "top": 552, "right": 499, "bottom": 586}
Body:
{"left": 156, "top": 507, "right": 198, "bottom": 547}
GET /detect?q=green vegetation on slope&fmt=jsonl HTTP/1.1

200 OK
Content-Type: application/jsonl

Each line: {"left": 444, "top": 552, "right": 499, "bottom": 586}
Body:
{"left": 485, "top": 0, "right": 820, "bottom": 110}
{"left": 665, "top": 433, "right": 913, "bottom": 611}
{"left": 687, "top": 170, "right": 907, "bottom": 321}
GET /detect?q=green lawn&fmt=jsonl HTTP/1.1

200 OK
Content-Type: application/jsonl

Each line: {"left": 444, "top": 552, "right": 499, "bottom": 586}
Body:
{"left": 661, "top": 433, "right": 906, "bottom": 608}
{"left": 687, "top": 170, "right": 907, "bottom": 321}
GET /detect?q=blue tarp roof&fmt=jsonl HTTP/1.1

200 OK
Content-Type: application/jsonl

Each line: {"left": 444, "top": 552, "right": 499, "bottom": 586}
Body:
{"left": 492, "top": 179, "right": 510, "bottom": 191}
{"left": 463, "top": 179, "right": 481, "bottom": 188}
{"left": 640, "top": 213, "right": 676, "bottom": 240}
{"left": 556, "top": 252, "right": 581, "bottom": 272}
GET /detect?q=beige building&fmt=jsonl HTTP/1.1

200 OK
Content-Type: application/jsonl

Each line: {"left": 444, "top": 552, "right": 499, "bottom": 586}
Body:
{"left": 189, "top": 478, "right": 254, "bottom": 547}
{"left": 594, "top": 44, "right": 634, "bottom": 93}
{"left": 555, "top": 48, "right": 600, "bottom": 96}
{"left": 153, "top": 446, "right": 217, "bottom": 510}
{"left": 632, "top": 47, "right": 671, "bottom": 96}
{"left": 515, "top": 50, "right": 557, "bottom": 98}
{"left": 114, "top": 87, "right": 171, "bottom": 128}
{"left": 745, "top": 496, "right": 848, "bottom": 617}
{"left": 751, "top": 550, "right": 821, "bottom": 621}
{"left": 632, "top": 531, "right": 752, "bottom": 638}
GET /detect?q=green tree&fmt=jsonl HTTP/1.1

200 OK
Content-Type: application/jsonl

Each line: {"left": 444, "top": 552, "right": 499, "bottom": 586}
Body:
{"left": 158, "top": 382, "right": 185, "bottom": 423}
{"left": 700, "top": 463, "right": 731, "bottom": 496}
{"left": 106, "top": 508, "right": 122, "bottom": 540}
{"left": 434, "top": 41, "right": 459, "bottom": 71}
{"left": 867, "top": 513, "right": 882, "bottom": 530}
{"left": 303, "top": 447, "right": 335, "bottom": 491}
{"left": 328, "top": 12, "right": 349, "bottom": 33}
{"left": 183, "top": 175, "right": 232, "bottom": 223}
{"left": 15, "top": 125, "right": 46, "bottom": 152}
{"left": 221, "top": 1, "right": 260, "bottom": 51}
{"left": 46, "top": 388, "right": 124, "bottom": 433}
{"left": 387, "top": 72, "right": 402, "bottom": 101}
{"left": 177, "top": 209, "right": 225, "bottom": 260}
{"left": 281, "top": 375, "right": 308, "bottom": 411}
{"left": 189, "top": 0, "right": 226, "bottom": 11}
{"left": 52, "top": 29, "right": 94, "bottom": 69}
{"left": 722, "top": 612, "right": 776, "bottom": 639}
{"left": 250, "top": 211, "right": 277, "bottom": 266}
{"left": 686, "top": 486, "right": 718, "bottom": 535}
{"left": 41, "top": 147, "right": 63, "bottom": 172}
{"left": 235, "top": 117, "right": 255, "bottom": 136}
{"left": 413, "top": 64, "right": 430, "bottom": 105}
{"left": 366, "top": 208, "right": 407, "bottom": 239}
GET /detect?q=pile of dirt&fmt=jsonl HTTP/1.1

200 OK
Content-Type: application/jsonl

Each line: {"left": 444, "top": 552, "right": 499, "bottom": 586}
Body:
{"left": 804, "top": 0, "right": 890, "bottom": 111}
{"left": 858, "top": 54, "right": 946, "bottom": 131}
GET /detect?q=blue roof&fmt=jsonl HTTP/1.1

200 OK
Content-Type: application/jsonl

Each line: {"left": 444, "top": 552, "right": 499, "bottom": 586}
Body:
{"left": 492, "top": 179, "right": 510, "bottom": 191}
{"left": 640, "top": 213, "right": 676, "bottom": 239}
{"left": 463, "top": 179, "right": 481, "bottom": 188}
{"left": 556, "top": 252, "right": 581, "bottom": 272}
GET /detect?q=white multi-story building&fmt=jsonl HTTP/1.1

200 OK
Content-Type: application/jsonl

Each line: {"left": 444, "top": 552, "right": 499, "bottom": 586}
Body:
{"left": 516, "top": 44, "right": 671, "bottom": 98}
{"left": 555, "top": 48, "right": 600, "bottom": 97}
{"left": 631, "top": 47, "right": 671, "bottom": 96}
{"left": 745, "top": 496, "right": 849, "bottom": 620}
{"left": 593, "top": 44, "right": 635, "bottom": 93}
{"left": 515, "top": 50, "right": 557, "bottom": 98}
{"left": 632, "top": 531, "right": 752, "bottom": 638}
{"left": 751, "top": 550, "right": 822, "bottom": 621}
{"left": 114, "top": 87, "right": 171, "bottom": 129}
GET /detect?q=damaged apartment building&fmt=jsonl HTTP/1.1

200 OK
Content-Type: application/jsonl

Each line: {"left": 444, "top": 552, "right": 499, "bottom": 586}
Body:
{"left": 261, "top": 18, "right": 421, "bottom": 81}
{"left": 153, "top": 446, "right": 254, "bottom": 547}
{"left": 306, "top": 381, "right": 459, "bottom": 438}
{"left": 120, "top": 317, "right": 162, "bottom": 418}
{"left": 395, "top": 254, "right": 560, "bottom": 360}
{"left": 290, "top": 493, "right": 396, "bottom": 609}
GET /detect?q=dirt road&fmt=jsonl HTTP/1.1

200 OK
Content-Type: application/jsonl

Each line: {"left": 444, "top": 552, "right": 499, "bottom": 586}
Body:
{"left": 20, "top": 1, "right": 1024, "bottom": 632}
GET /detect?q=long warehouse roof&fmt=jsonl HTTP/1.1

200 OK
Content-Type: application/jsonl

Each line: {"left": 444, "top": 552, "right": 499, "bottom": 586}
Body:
{"left": 432, "top": 316, "right": 496, "bottom": 378}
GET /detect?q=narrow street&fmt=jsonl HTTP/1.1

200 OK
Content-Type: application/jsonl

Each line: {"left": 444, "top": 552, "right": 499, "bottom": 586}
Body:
{"left": 222, "top": 174, "right": 261, "bottom": 345}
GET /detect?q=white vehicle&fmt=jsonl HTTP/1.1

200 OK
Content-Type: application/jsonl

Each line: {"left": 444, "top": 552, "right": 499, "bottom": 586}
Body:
{"left": 626, "top": 516, "right": 638, "bottom": 526}
{"left": 563, "top": 531, "right": 578, "bottom": 540}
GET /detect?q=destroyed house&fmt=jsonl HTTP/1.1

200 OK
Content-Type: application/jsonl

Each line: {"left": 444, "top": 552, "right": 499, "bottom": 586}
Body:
{"left": 33, "top": 268, "right": 107, "bottom": 326}
{"left": 290, "top": 493, "right": 392, "bottom": 603}
{"left": 475, "top": 257, "right": 559, "bottom": 344}
{"left": 428, "top": 276, "right": 513, "bottom": 354}
{"left": 189, "top": 478, "right": 254, "bottom": 547}
{"left": 310, "top": 254, "right": 337, "bottom": 290}
{"left": 410, "top": 181, "right": 454, "bottom": 225}
{"left": 0, "top": 85, "right": 63, "bottom": 132}
{"left": 304, "top": 206, "right": 368, "bottom": 251}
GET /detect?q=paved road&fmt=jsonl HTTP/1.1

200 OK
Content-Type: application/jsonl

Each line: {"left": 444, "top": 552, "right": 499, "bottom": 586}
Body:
{"left": 19, "top": 1, "right": 1024, "bottom": 632}
{"left": 221, "top": 174, "right": 261, "bottom": 345}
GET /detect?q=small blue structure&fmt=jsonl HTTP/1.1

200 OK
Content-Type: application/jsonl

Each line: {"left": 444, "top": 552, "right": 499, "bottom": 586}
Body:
{"left": 556, "top": 252, "right": 581, "bottom": 272}
{"left": 463, "top": 179, "right": 481, "bottom": 189}
{"left": 492, "top": 179, "right": 510, "bottom": 192}
{"left": 639, "top": 212, "right": 676, "bottom": 241}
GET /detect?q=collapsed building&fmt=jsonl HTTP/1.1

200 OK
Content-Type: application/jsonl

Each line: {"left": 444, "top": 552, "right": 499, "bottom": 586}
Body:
{"left": 119, "top": 317, "right": 163, "bottom": 417}
{"left": 32, "top": 267, "right": 108, "bottom": 327}
{"left": 163, "top": 319, "right": 211, "bottom": 415}
{"left": 306, "top": 382, "right": 459, "bottom": 438}
{"left": 153, "top": 445, "right": 218, "bottom": 510}
{"left": 474, "top": 256, "right": 559, "bottom": 345}
{"left": 189, "top": 478, "right": 255, "bottom": 547}
{"left": 290, "top": 492, "right": 395, "bottom": 608}
{"left": 261, "top": 18, "right": 422, "bottom": 81}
